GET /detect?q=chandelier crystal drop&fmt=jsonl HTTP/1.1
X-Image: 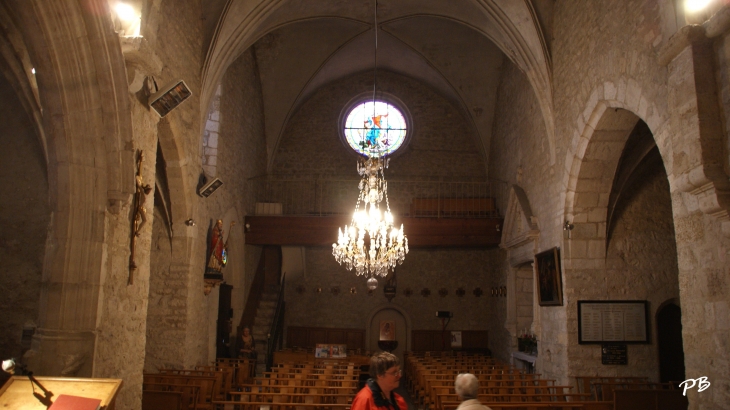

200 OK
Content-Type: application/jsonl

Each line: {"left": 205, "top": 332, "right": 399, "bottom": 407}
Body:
{"left": 332, "top": 156, "right": 408, "bottom": 280}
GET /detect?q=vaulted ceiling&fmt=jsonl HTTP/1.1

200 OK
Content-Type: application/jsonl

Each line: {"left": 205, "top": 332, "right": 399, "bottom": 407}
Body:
{"left": 202, "top": 0, "right": 554, "bottom": 171}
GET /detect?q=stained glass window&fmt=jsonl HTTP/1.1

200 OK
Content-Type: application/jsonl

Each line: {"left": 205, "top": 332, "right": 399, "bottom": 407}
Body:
{"left": 344, "top": 101, "right": 407, "bottom": 157}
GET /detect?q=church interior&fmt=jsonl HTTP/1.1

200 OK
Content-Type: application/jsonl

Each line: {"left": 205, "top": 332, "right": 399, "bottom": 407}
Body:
{"left": 0, "top": 0, "right": 729, "bottom": 409}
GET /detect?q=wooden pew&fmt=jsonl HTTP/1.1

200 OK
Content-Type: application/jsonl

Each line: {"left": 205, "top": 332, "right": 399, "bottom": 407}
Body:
{"left": 434, "top": 392, "right": 592, "bottom": 408}
{"left": 592, "top": 382, "right": 669, "bottom": 402}
{"left": 212, "top": 402, "right": 351, "bottom": 410}
{"left": 234, "top": 384, "right": 356, "bottom": 395}
{"left": 143, "top": 382, "right": 200, "bottom": 410}
{"left": 574, "top": 376, "right": 648, "bottom": 401}
{"left": 441, "top": 402, "right": 587, "bottom": 410}
{"left": 218, "top": 358, "right": 256, "bottom": 387}
{"left": 143, "top": 390, "right": 183, "bottom": 410}
{"left": 613, "top": 389, "right": 687, "bottom": 410}
{"left": 145, "top": 373, "right": 217, "bottom": 410}
{"left": 221, "top": 390, "right": 352, "bottom": 405}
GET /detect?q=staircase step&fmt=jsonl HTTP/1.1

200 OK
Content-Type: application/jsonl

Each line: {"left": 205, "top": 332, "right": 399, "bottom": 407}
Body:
{"left": 244, "top": 287, "right": 283, "bottom": 377}
{"left": 255, "top": 310, "right": 275, "bottom": 319}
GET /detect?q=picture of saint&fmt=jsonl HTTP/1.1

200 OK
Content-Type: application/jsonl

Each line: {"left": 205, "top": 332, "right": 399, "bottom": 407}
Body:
{"left": 539, "top": 257, "right": 557, "bottom": 302}
{"left": 379, "top": 321, "right": 395, "bottom": 341}
{"left": 535, "top": 247, "right": 563, "bottom": 306}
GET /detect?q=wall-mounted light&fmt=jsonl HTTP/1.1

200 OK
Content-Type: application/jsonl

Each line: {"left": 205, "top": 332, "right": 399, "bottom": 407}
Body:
{"left": 185, "top": 219, "right": 196, "bottom": 226}
{"left": 198, "top": 177, "right": 223, "bottom": 197}
{"left": 148, "top": 78, "right": 192, "bottom": 117}
{"left": 244, "top": 223, "right": 251, "bottom": 232}
{"left": 496, "top": 224, "right": 501, "bottom": 232}
{"left": 685, "top": 0, "right": 712, "bottom": 12}
{"left": 110, "top": 1, "right": 142, "bottom": 37}
{"left": 563, "top": 220, "right": 574, "bottom": 231}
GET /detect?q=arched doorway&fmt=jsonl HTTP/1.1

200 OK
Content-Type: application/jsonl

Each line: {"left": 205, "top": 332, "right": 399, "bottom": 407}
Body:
{"left": 657, "top": 302, "right": 685, "bottom": 383}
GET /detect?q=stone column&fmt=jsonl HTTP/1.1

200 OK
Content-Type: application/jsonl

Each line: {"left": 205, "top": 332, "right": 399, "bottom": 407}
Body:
{"left": 660, "top": 23, "right": 730, "bottom": 409}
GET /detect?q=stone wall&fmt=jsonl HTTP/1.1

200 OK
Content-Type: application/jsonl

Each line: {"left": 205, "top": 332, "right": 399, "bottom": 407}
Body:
{"left": 145, "top": 206, "right": 183, "bottom": 372}
{"left": 202, "top": 47, "right": 267, "bottom": 355}
{"left": 273, "top": 70, "right": 486, "bottom": 181}
{"left": 0, "top": 77, "right": 48, "bottom": 361}
{"left": 515, "top": 266, "right": 535, "bottom": 338}
{"left": 146, "top": 42, "right": 266, "bottom": 372}
{"left": 488, "top": 59, "right": 560, "bottom": 371}
{"left": 284, "top": 247, "right": 502, "bottom": 347}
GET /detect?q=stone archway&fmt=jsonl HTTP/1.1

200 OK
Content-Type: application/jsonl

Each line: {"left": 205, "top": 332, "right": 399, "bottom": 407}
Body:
{"left": 8, "top": 1, "right": 139, "bottom": 407}
{"left": 563, "top": 103, "right": 681, "bottom": 382}
{"left": 366, "top": 304, "right": 412, "bottom": 365}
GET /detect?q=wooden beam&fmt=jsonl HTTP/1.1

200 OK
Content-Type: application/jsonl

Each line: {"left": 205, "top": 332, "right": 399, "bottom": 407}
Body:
{"left": 244, "top": 215, "right": 503, "bottom": 247}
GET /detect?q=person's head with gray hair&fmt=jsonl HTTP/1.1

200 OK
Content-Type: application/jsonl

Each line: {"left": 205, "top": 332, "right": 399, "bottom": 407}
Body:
{"left": 455, "top": 373, "right": 479, "bottom": 400}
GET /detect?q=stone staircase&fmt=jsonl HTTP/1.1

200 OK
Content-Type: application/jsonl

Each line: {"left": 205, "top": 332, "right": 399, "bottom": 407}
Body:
{"left": 251, "top": 285, "right": 280, "bottom": 376}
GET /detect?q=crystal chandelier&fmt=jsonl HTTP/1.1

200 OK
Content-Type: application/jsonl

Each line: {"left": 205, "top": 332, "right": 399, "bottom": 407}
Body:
{"left": 332, "top": 156, "right": 408, "bottom": 289}
{"left": 332, "top": 0, "right": 408, "bottom": 290}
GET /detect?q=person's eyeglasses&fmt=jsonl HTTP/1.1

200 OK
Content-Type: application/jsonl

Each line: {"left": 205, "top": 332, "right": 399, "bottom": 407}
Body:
{"left": 385, "top": 369, "right": 402, "bottom": 377}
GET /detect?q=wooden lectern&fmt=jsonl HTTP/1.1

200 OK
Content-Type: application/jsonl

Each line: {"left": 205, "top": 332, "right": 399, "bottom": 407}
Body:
{"left": 0, "top": 376, "right": 122, "bottom": 409}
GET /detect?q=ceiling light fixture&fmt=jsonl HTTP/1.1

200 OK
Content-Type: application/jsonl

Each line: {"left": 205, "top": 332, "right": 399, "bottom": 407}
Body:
{"left": 332, "top": 0, "right": 408, "bottom": 290}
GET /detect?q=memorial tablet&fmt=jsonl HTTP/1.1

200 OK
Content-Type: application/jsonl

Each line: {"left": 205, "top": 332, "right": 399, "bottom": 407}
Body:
{"left": 578, "top": 300, "right": 649, "bottom": 344}
{"left": 601, "top": 343, "right": 628, "bottom": 365}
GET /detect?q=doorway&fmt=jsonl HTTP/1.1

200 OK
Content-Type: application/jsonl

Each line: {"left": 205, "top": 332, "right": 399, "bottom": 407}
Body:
{"left": 656, "top": 301, "right": 685, "bottom": 383}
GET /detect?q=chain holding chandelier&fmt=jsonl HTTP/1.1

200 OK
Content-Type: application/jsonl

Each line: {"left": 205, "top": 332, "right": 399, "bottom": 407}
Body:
{"left": 332, "top": 0, "right": 408, "bottom": 290}
{"left": 332, "top": 156, "right": 408, "bottom": 289}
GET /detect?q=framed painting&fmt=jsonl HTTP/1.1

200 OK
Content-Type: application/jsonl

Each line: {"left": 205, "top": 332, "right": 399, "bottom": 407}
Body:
{"left": 379, "top": 321, "right": 395, "bottom": 341}
{"left": 535, "top": 247, "right": 563, "bottom": 306}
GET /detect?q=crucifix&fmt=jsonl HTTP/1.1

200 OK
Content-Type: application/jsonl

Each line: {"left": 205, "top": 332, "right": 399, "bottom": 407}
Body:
{"left": 129, "top": 150, "right": 152, "bottom": 285}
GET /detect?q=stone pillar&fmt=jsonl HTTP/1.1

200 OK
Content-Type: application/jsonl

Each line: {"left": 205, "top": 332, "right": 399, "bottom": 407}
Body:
{"left": 660, "top": 23, "right": 730, "bottom": 409}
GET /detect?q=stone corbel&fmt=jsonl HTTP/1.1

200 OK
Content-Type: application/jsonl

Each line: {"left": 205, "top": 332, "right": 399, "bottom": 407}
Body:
{"left": 658, "top": 11, "right": 730, "bottom": 235}
{"left": 120, "top": 37, "right": 163, "bottom": 94}
{"left": 674, "top": 166, "right": 730, "bottom": 221}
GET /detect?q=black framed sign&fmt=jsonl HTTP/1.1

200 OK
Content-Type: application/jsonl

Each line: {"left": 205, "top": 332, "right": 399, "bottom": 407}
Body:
{"left": 578, "top": 300, "right": 650, "bottom": 344}
{"left": 601, "top": 343, "right": 628, "bottom": 365}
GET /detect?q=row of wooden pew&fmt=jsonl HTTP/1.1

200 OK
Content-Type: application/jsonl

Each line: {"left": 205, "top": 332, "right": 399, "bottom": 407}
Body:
{"left": 407, "top": 352, "right": 608, "bottom": 410}
{"left": 573, "top": 376, "right": 687, "bottom": 410}
{"left": 143, "top": 358, "right": 256, "bottom": 410}
{"left": 212, "top": 361, "right": 361, "bottom": 410}
{"left": 143, "top": 358, "right": 362, "bottom": 409}
{"left": 406, "top": 352, "right": 688, "bottom": 410}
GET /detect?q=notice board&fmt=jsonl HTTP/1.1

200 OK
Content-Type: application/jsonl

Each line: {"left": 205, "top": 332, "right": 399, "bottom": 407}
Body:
{"left": 578, "top": 300, "right": 649, "bottom": 344}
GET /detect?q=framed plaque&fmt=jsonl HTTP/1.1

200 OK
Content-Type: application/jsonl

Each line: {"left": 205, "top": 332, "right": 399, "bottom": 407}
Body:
{"left": 578, "top": 300, "right": 649, "bottom": 344}
{"left": 601, "top": 343, "right": 628, "bottom": 365}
